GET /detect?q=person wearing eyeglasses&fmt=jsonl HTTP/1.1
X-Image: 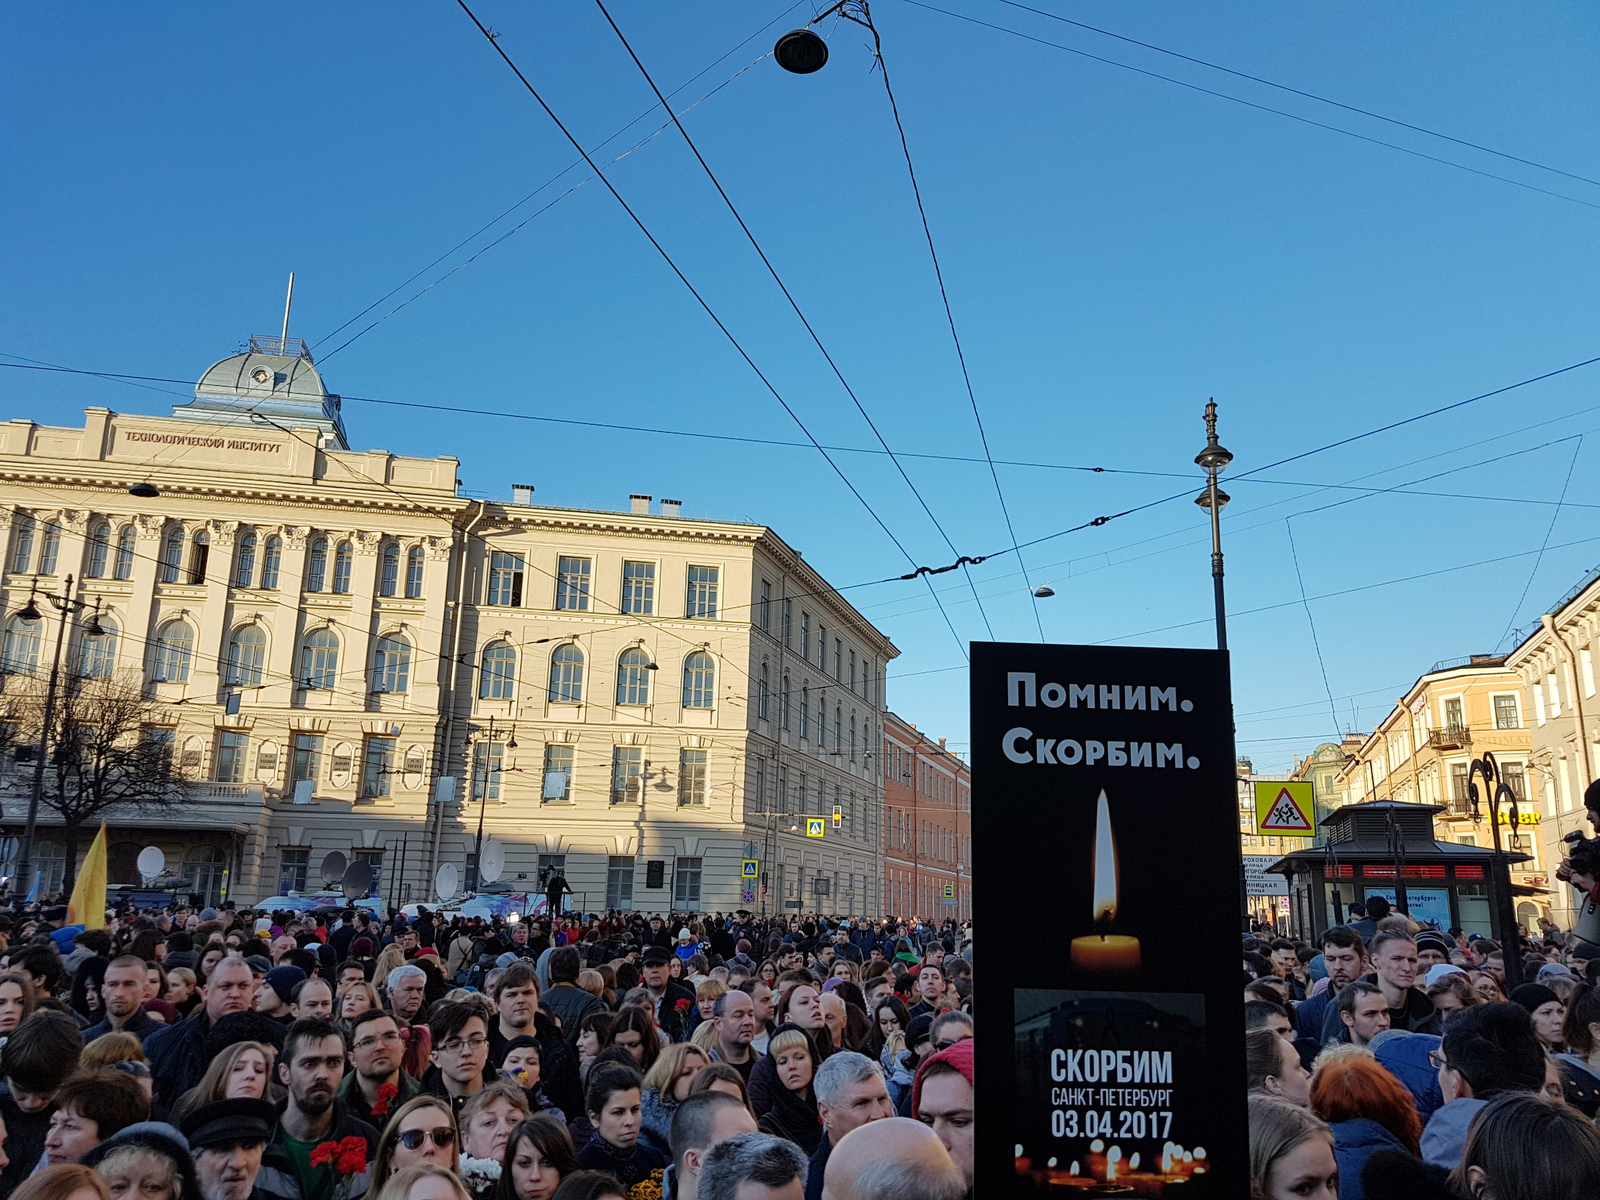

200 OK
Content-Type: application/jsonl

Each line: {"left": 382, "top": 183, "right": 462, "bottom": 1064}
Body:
{"left": 258, "top": 1017, "right": 380, "bottom": 1200}
{"left": 340, "top": 1009, "right": 424, "bottom": 1134}
{"left": 424, "top": 1002, "right": 492, "bottom": 1118}
{"left": 368, "top": 1096, "right": 461, "bottom": 1196}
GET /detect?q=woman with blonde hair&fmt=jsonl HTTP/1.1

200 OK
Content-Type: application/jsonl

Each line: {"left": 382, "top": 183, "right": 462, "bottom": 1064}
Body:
{"left": 342, "top": 980, "right": 383, "bottom": 1023}
{"left": 177, "top": 1039, "right": 275, "bottom": 1113}
{"left": 693, "top": 979, "right": 725, "bottom": 1026}
{"left": 1248, "top": 1094, "right": 1337, "bottom": 1200}
{"left": 9, "top": 1164, "right": 110, "bottom": 1200}
{"left": 638, "top": 1043, "right": 708, "bottom": 1153}
{"left": 371, "top": 1096, "right": 461, "bottom": 1195}
{"left": 376, "top": 1165, "right": 474, "bottom": 1200}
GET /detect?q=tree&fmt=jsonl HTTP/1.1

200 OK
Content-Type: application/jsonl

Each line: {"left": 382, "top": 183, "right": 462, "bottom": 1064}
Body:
{"left": 5, "top": 670, "right": 193, "bottom": 891}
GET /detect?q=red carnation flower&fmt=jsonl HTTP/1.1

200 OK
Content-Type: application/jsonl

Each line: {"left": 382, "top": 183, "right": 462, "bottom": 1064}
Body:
{"left": 675, "top": 998, "right": 692, "bottom": 1012}
{"left": 371, "top": 1081, "right": 399, "bottom": 1118}
{"left": 310, "top": 1142, "right": 337, "bottom": 1169}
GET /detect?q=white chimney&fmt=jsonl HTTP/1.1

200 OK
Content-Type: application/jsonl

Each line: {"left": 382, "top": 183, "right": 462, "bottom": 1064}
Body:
{"left": 511, "top": 483, "right": 535, "bottom": 506}
{"left": 630, "top": 494, "right": 652, "bottom": 515}
{"left": 660, "top": 498, "right": 683, "bottom": 518}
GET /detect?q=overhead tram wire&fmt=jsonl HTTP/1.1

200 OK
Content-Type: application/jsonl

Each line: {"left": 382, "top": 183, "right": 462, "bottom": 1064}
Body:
{"left": 1496, "top": 434, "right": 1585, "bottom": 650}
{"left": 591, "top": 0, "right": 998, "bottom": 641}
{"left": 315, "top": 8, "right": 806, "bottom": 363}
{"left": 899, "top": 0, "right": 1600, "bottom": 214}
{"left": 451, "top": 0, "right": 971, "bottom": 661}
{"left": 844, "top": 0, "right": 1044, "bottom": 639}
{"left": 992, "top": 0, "right": 1600, "bottom": 191}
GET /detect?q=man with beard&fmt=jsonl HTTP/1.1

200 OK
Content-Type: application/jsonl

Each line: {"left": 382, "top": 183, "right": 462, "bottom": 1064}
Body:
{"left": 337, "top": 1010, "right": 422, "bottom": 1133}
{"left": 183, "top": 1098, "right": 278, "bottom": 1200}
{"left": 258, "top": 1018, "right": 378, "bottom": 1200}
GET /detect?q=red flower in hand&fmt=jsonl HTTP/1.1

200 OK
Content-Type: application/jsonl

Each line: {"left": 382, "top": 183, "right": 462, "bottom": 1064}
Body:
{"left": 335, "top": 1136, "right": 369, "bottom": 1177}
{"left": 675, "top": 998, "right": 692, "bottom": 1012}
{"left": 371, "top": 1082, "right": 399, "bottom": 1118}
{"left": 310, "top": 1142, "right": 337, "bottom": 1169}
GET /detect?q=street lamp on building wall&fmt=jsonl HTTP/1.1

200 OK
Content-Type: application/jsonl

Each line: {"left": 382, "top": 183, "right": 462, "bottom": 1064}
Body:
{"left": 1469, "top": 750, "right": 1526, "bottom": 989}
{"left": 12, "top": 576, "right": 104, "bottom": 911}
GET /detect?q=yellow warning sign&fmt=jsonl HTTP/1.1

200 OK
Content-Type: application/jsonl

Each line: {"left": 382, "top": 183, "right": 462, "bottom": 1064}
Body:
{"left": 1254, "top": 781, "right": 1316, "bottom": 838}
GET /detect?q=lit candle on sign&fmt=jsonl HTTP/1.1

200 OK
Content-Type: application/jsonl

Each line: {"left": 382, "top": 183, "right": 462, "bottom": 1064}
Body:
{"left": 1069, "top": 791, "right": 1142, "bottom": 973}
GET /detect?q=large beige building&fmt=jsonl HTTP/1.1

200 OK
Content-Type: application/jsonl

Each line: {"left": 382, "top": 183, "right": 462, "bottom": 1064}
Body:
{"left": 1505, "top": 567, "right": 1600, "bottom": 928}
{"left": 0, "top": 336, "right": 896, "bottom": 914}
{"left": 1334, "top": 656, "right": 1548, "bottom": 927}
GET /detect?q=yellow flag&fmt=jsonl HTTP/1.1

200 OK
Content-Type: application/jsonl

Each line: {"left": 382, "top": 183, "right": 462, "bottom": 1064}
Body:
{"left": 68, "top": 823, "right": 108, "bottom": 930}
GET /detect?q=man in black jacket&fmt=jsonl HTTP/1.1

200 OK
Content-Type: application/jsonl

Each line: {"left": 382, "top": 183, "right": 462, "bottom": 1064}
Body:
{"left": 146, "top": 955, "right": 255, "bottom": 1107}
{"left": 84, "top": 954, "right": 163, "bottom": 1044}
{"left": 542, "top": 946, "right": 605, "bottom": 1036}
{"left": 641, "top": 946, "right": 698, "bottom": 1043}
{"left": 256, "top": 1018, "right": 378, "bottom": 1200}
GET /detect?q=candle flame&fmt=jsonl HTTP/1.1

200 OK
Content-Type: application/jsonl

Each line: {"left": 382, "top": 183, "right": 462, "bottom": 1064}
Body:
{"left": 1091, "top": 790, "right": 1120, "bottom": 925}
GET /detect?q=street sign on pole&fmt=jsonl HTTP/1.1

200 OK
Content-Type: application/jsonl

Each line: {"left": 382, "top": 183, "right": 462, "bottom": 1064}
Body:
{"left": 741, "top": 859, "right": 759, "bottom": 878}
{"left": 1254, "top": 781, "right": 1315, "bottom": 837}
{"left": 1243, "top": 855, "right": 1289, "bottom": 897}
{"left": 805, "top": 818, "right": 825, "bottom": 839}
{"left": 741, "top": 889, "right": 755, "bottom": 904}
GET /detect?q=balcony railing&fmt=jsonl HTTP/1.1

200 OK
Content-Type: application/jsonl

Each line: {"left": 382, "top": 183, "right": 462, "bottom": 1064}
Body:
{"left": 1428, "top": 726, "right": 1472, "bottom": 751}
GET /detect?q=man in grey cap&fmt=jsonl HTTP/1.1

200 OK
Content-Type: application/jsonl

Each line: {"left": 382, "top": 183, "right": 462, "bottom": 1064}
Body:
{"left": 182, "top": 1098, "right": 277, "bottom": 1200}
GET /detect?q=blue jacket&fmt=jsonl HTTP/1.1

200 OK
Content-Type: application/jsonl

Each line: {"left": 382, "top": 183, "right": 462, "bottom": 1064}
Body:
{"left": 1330, "top": 1118, "right": 1408, "bottom": 1200}
{"left": 1296, "top": 989, "right": 1334, "bottom": 1042}
{"left": 1420, "top": 1097, "right": 1486, "bottom": 1171}
{"left": 1371, "top": 1030, "right": 1444, "bottom": 1123}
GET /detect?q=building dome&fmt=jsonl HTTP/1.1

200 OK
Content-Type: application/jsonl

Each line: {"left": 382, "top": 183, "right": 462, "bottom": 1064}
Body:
{"left": 174, "top": 335, "right": 348, "bottom": 448}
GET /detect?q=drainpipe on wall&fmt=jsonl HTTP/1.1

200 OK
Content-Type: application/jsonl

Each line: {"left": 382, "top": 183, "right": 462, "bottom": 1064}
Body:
{"left": 429, "top": 500, "right": 487, "bottom": 889}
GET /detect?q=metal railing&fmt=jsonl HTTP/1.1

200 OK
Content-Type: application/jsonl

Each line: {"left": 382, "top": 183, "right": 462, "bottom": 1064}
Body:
{"left": 1428, "top": 726, "right": 1473, "bottom": 750}
{"left": 246, "top": 335, "right": 312, "bottom": 359}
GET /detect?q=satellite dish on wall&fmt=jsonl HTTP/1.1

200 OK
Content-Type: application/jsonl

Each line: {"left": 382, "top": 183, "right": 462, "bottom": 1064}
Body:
{"left": 136, "top": 847, "right": 165, "bottom": 880}
{"left": 320, "top": 851, "right": 348, "bottom": 887}
{"left": 341, "top": 860, "right": 373, "bottom": 900}
{"left": 435, "top": 863, "right": 459, "bottom": 903}
{"left": 479, "top": 838, "right": 506, "bottom": 885}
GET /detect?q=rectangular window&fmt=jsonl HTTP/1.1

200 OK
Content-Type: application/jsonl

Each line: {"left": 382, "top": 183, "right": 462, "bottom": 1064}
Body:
{"left": 359, "top": 736, "right": 395, "bottom": 799}
{"left": 816, "top": 623, "right": 826, "bottom": 668}
{"left": 783, "top": 599, "right": 793, "bottom": 648}
{"left": 611, "top": 746, "right": 644, "bottom": 804}
{"left": 757, "top": 665, "right": 770, "bottom": 721}
{"left": 801, "top": 612, "right": 811, "bottom": 660}
{"left": 1493, "top": 695, "right": 1520, "bottom": 730}
{"left": 759, "top": 580, "right": 771, "bottom": 631}
{"left": 686, "top": 565, "right": 719, "bottom": 619}
{"left": 1502, "top": 763, "right": 1527, "bottom": 802}
{"left": 1443, "top": 696, "right": 1464, "bottom": 729}
{"left": 259, "top": 538, "right": 280, "bottom": 589}
{"left": 673, "top": 857, "right": 703, "bottom": 908}
{"left": 754, "top": 756, "right": 767, "bottom": 813}
{"left": 679, "top": 749, "right": 707, "bottom": 806}
{"left": 214, "top": 730, "right": 248, "bottom": 784}
{"left": 538, "top": 855, "right": 567, "bottom": 893}
{"left": 352, "top": 850, "right": 383, "bottom": 897}
{"left": 279, "top": 849, "right": 309, "bottom": 893}
{"left": 621, "top": 561, "right": 656, "bottom": 615}
{"left": 833, "top": 639, "right": 842, "bottom": 680}
{"left": 472, "top": 742, "right": 504, "bottom": 801}
{"left": 487, "top": 552, "right": 524, "bottom": 607}
{"left": 1449, "top": 762, "right": 1470, "bottom": 804}
{"left": 849, "top": 649, "right": 857, "bottom": 693}
{"left": 542, "top": 744, "right": 574, "bottom": 803}
{"left": 556, "top": 556, "right": 592, "bottom": 611}
{"left": 606, "top": 856, "right": 635, "bottom": 909}
{"left": 290, "top": 734, "right": 324, "bottom": 784}
{"left": 1548, "top": 673, "right": 1563, "bottom": 717}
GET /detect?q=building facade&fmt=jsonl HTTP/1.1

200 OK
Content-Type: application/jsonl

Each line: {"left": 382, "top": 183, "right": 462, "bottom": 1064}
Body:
{"left": 1505, "top": 566, "right": 1600, "bottom": 928}
{"left": 0, "top": 337, "right": 897, "bottom": 914}
{"left": 1334, "top": 656, "right": 1548, "bottom": 929}
{"left": 882, "top": 713, "right": 971, "bottom": 920}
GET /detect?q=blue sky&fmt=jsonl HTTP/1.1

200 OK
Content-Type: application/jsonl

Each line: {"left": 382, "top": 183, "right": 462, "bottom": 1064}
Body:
{"left": 5, "top": 2, "right": 1598, "bottom": 769}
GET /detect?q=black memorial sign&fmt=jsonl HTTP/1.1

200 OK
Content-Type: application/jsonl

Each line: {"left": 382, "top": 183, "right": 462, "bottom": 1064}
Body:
{"left": 972, "top": 641, "right": 1245, "bottom": 1197}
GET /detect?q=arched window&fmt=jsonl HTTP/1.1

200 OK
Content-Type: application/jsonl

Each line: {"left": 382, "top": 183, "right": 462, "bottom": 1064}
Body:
{"left": 379, "top": 544, "right": 400, "bottom": 597}
{"left": 3, "top": 613, "right": 42, "bottom": 674}
{"left": 77, "top": 618, "right": 118, "bottom": 679}
{"left": 160, "top": 528, "right": 185, "bottom": 583}
{"left": 800, "top": 685, "right": 810, "bottom": 736}
{"left": 8, "top": 516, "right": 34, "bottom": 574}
{"left": 548, "top": 643, "right": 585, "bottom": 703}
{"left": 233, "top": 532, "right": 257, "bottom": 588}
{"left": 331, "top": 542, "right": 353, "bottom": 594}
{"left": 299, "top": 628, "right": 339, "bottom": 690}
{"left": 37, "top": 523, "right": 61, "bottom": 576}
{"left": 305, "top": 538, "right": 328, "bottom": 592}
{"left": 32, "top": 840, "right": 66, "bottom": 898}
{"left": 683, "top": 651, "right": 715, "bottom": 709}
{"left": 187, "top": 529, "right": 209, "bottom": 584}
{"left": 85, "top": 522, "right": 112, "bottom": 579}
{"left": 225, "top": 626, "right": 267, "bottom": 687}
{"left": 183, "top": 845, "right": 227, "bottom": 908}
{"left": 260, "top": 536, "right": 282, "bottom": 590}
{"left": 479, "top": 641, "right": 517, "bottom": 700}
{"left": 114, "top": 526, "right": 135, "bottom": 580}
{"left": 616, "top": 647, "right": 652, "bottom": 706}
{"left": 405, "top": 547, "right": 425, "bottom": 598}
{"left": 151, "top": 620, "right": 194, "bottom": 682}
{"left": 373, "top": 635, "right": 411, "bottom": 694}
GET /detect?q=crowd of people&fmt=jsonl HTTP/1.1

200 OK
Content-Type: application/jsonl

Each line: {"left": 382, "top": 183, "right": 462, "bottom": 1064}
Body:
{"left": 1243, "top": 891, "right": 1600, "bottom": 1199}
{"left": 0, "top": 904, "right": 973, "bottom": 1200}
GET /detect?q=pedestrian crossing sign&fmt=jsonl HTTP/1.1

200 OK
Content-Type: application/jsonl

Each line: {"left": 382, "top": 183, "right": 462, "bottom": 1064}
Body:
{"left": 805, "top": 818, "right": 826, "bottom": 838}
{"left": 1255, "top": 781, "right": 1316, "bottom": 837}
{"left": 741, "top": 859, "right": 759, "bottom": 878}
